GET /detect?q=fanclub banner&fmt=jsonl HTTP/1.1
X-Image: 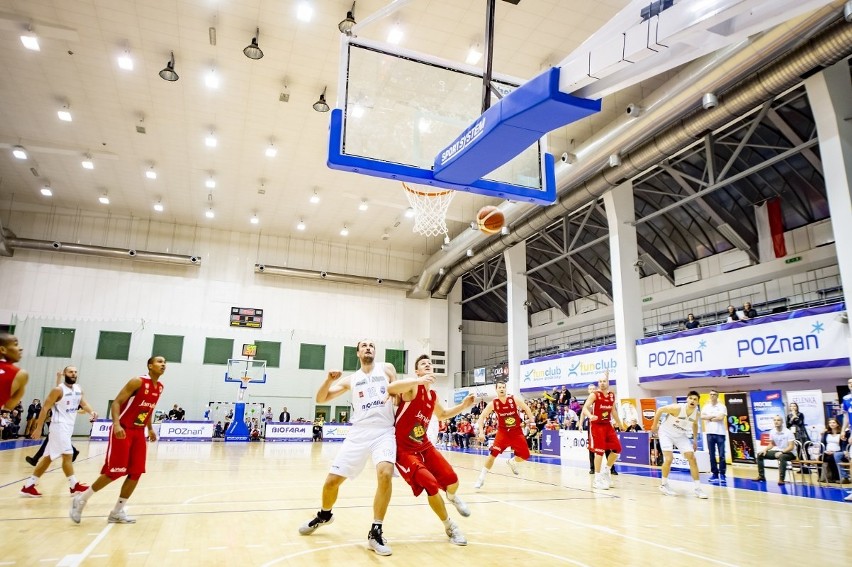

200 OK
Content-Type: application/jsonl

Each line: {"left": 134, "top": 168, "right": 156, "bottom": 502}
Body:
{"left": 636, "top": 303, "right": 849, "bottom": 382}
{"left": 520, "top": 344, "right": 617, "bottom": 393}
{"left": 640, "top": 399, "right": 657, "bottom": 431}
{"left": 725, "top": 392, "right": 756, "bottom": 463}
{"left": 750, "top": 390, "right": 785, "bottom": 446}
{"left": 786, "top": 389, "right": 824, "bottom": 442}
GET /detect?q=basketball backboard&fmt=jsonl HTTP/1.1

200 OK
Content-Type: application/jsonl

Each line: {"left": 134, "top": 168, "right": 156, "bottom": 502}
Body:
{"left": 225, "top": 359, "right": 267, "bottom": 385}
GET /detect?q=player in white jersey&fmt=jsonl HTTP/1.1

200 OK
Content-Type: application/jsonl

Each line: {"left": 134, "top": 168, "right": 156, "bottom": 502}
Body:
{"left": 298, "top": 339, "right": 417, "bottom": 556}
{"left": 21, "top": 366, "right": 97, "bottom": 497}
{"left": 651, "top": 390, "right": 708, "bottom": 499}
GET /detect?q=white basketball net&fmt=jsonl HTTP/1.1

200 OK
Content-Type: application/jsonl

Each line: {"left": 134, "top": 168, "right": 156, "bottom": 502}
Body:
{"left": 403, "top": 183, "right": 454, "bottom": 237}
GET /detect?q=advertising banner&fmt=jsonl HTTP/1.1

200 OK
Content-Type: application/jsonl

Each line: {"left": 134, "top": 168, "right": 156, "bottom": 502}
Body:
{"left": 617, "top": 431, "right": 650, "bottom": 465}
{"left": 323, "top": 423, "right": 352, "bottom": 441}
{"left": 89, "top": 420, "right": 113, "bottom": 441}
{"left": 540, "top": 429, "right": 561, "bottom": 456}
{"left": 265, "top": 422, "right": 312, "bottom": 442}
{"left": 559, "top": 430, "right": 590, "bottom": 467}
{"left": 619, "top": 399, "right": 640, "bottom": 428}
{"left": 786, "top": 389, "right": 824, "bottom": 442}
{"left": 749, "top": 390, "right": 785, "bottom": 446}
{"left": 519, "top": 345, "right": 617, "bottom": 393}
{"left": 474, "top": 367, "right": 486, "bottom": 384}
{"left": 636, "top": 304, "right": 849, "bottom": 381}
{"left": 640, "top": 399, "right": 657, "bottom": 431}
{"left": 159, "top": 421, "right": 214, "bottom": 442}
{"left": 725, "top": 392, "right": 756, "bottom": 463}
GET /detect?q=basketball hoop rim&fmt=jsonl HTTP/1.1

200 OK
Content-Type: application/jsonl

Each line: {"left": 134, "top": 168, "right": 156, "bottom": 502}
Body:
{"left": 402, "top": 182, "right": 453, "bottom": 198}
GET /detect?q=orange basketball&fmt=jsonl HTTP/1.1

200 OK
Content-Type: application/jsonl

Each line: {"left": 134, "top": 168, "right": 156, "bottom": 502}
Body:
{"left": 476, "top": 205, "right": 505, "bottom": 235}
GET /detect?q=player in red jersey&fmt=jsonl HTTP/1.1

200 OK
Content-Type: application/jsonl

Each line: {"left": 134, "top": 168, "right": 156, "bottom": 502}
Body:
{"left": 473, "top": 380, "right": 536, "bottom": 489}
{"left": 70, "top": 356, "right": 166, "bottom": 524}
{"left": 394, "top": 355, "right": 475, "bottom": 545}
{"left": 581, "top": 371, "right": 624, "bottom": 490}
{"left": 0, "top": 333, "right": 29, "bottom": 411}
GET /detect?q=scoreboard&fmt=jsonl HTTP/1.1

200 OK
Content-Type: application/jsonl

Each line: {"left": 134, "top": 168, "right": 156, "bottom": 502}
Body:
{"left": 230, "top": 307, "right": 263, "bottom": 328}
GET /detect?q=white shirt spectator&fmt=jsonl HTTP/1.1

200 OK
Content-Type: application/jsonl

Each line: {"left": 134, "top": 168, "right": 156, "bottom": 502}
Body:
{"left": 768, "top": 428, "right": 795, "bottom": 451}
{"left": 701, "top": 401, "right": 727, "bottom": 435}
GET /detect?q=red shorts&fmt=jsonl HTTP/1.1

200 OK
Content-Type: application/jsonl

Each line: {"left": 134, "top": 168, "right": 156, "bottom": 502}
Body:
{"left": 589, "top": 424, "right": 621, "bottom": 455}
{"left": 101, "top": 426, "right": 148, "bottom": 480}
{"left": 396, "top": 445, "right": 458, "bottom": 497}
{"left": 490, "top": 428, "right": 530, "bottom": 460}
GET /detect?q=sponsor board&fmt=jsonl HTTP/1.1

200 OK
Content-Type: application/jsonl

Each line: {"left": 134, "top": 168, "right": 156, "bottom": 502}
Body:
{"left": 89, "top": 420, "right": 163, "bottom": 441}
{"left": 265, "top": 423, "right": 312, "bottom": 442}
{"left": 323, "top": 424, "right": 352, "bottom": 441}
{"left": 521, "top": 345, "right": 617, "bottom": 392}
{"left": 160, "top": 421, "right": 214, "bottom": 441}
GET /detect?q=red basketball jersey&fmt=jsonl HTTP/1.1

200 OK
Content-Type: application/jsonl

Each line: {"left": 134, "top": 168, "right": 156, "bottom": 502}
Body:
{"left": 590, "top": 390, "right": 616, "bottom": 426}
{"left": 493, "top": 395, "right": 523, "bottom": 432}
{"left": 395, "top": 385, "right": 436, "bottom": 452}
{"left": 117, "top": 376, "right": 164, "bottom": 429}
{"left": 0, "top": 360, "right": 20, "bottom": 407}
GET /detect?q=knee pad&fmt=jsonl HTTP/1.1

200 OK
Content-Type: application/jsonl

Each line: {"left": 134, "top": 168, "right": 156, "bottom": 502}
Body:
{"left": 413, "top": 467, "right": 440, "bottom": 496}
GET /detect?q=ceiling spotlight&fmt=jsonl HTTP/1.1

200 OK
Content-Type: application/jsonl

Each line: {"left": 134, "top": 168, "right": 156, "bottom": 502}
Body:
{"left": 265, "top": 143, "right": 277, "bottom": 157}
{"left": 206, "top": 176, "right": 216, "bottom": 189}
{"left": 313, "top": 86, "right": 330, "bottom": 112}
{"left": 205, "top": 132, "right": 217, "bottom": 147}
{"left": 159, "top": 51, "right": 179, "bottom": 81}
{"left": 40, "top": 186, "right": 53, "bottom": 197}
{"left": 404, "top": 207, "right": 415, "bottom": 218}
{"left": 250, "top": 214, "right": 259, "bottom": 225}
{"left": 12, "top": 146, "right": 27, "bottom": 160}
{"left": 466, "top": 249, "right": 474, "bottom": 257}
{"left": 358, "top": 200, "right": 368, "bottom": 211}
{"left": 297, "top": 2, "right": 314, "bottom": 22}
{"left": 387, "top": 23, "right": 403, "bottom": 45}
{"left": 205, "top": 69, "right": 219, "bottom": 89}
{"left": 338, "top": 2, "right": 357, "bottom": 35}
{"left": 205, "top": 208, "right": 215, "bottom": 219}
{"left": 20, "top": 30, "right": 39, "bottom": 51}
{"left": 99, "top": 194, "right": 110, "bottom": 205}
{"left": 310, "top": 191, "right": 320, "bottom": 204}
{"left": 297, "top": 220, "right": 306, "bottom": 231}
{"left": 57, "top": 105, "right": 72, "bottom": 122}
{"left": 340, "top": 226, "right": 349, "bottom": 237}
{"left": 466, "top": 44, "right": 482, "bottom": 65}
{"left": 81, "top": 155, "right": 94, "bottom": 169}
{"left": 153, "top": 201, "right": 164, "bottom": 212}
{"left": 243, "top": 28, "right": 263, "bottom": 60}
{"left": 146, "top": 166, "right": 157, "bottom": 179}
{"left": 117, "top": 50, "right": 134, "bottom": 70}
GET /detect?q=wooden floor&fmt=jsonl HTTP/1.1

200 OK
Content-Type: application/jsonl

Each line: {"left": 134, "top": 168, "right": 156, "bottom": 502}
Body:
{"left": 1, "top": 440, "right": 850, "bottom": 566}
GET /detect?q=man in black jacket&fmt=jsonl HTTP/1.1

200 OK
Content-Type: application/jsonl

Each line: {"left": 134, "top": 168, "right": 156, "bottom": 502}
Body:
{"left": 279, "top": 407, "right": 291, "bottom": 422}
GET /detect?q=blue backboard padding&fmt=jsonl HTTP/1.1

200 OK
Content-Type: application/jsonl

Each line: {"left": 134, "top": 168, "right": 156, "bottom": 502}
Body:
{"left": 433, "top": 68, "right": 600, "bottom": 186}
{"left": 327, "top": 109, "right": 557, "bottom": 204}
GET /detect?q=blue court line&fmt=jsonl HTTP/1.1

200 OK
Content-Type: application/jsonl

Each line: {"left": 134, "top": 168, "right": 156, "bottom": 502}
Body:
{"left": 0, "top": 438, "right": 40, "bottom": 451}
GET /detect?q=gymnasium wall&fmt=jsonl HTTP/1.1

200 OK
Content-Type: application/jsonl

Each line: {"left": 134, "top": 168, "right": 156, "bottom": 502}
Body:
{"left": 0, "top": 210, "right": 454, "bottom": 433}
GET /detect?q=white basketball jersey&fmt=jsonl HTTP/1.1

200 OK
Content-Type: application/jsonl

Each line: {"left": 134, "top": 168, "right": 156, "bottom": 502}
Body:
{"left": 660, "top": 403, "right": 698, "bottom": 436}
{"left": 51, "top": 383, "right": 82, "bottom": 427}
{"left": 349, "top": 364, "right": 394, "bottom": 428}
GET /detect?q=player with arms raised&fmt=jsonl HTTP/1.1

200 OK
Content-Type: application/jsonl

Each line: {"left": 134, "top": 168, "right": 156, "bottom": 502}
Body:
{"left": 474, "top": 379, "right": 536, "bottom": 489}
{"left": 582, "top": 371, "right": 624, "bottom": 490}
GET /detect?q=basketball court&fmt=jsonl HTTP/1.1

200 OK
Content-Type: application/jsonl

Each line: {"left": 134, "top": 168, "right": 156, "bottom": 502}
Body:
{"left": 2, "top": 440, "right": 850, "bottom": 565}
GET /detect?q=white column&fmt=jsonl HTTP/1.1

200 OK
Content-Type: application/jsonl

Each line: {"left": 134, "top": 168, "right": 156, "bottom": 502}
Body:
{"left": 603, "top": 180, "right": 649, "bottom": 399}
{"left": 504, "top": 240, "right": 529, "bottom": 396}
{"left": 444, "top": 279, "right": 464, "bottom": 406}
{"left": 805, "top": 62, "right": 852, "bottom": 356}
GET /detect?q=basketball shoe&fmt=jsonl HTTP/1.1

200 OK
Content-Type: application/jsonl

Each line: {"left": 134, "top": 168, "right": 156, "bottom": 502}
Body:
{"left": 299, "top": 511, "right": 334, "bottom": 535}
{"left": 20, "top": 484, "right": 42, "bottom": 498}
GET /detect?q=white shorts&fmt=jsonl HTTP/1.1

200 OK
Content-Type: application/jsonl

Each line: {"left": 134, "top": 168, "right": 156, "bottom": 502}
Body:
{"left": 46, "top": 422, "right": 74, "bottom": 460}
{"left": 659, "top": 429, "right": 694, "bottom": 453}
{"left": 329, "top": 425, "right": 395, "bottom": 479}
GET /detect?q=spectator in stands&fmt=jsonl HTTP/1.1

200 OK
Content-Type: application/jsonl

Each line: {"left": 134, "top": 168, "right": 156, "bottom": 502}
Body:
{"left": 557, "top": 385, "right": 572, "bottom": 410}
{"left": 822, "top": 418, "right": 849, "bottom": 484}
{"left": 525, "top": 420, "right": 539, "bottom": 450}
{"left": 741, "top": 301, "right": 758, "bottom": 320}
{"left": 213, "top": 421, "right": 223, "bottom": 438}
{"left": 624, "top": 419, "right": 643, "bottom": 432}
{"left": 562, "top": 405, "right": 579, "bottom": 430}
{"left": 25, "top": 398, "right": 41, "bottom": 437}
{"left": 754, "top": 415, "right": 796, "bottom": 485}
{"left": 312, "top": 419, "right": 323, "bottom": 442}
{"left": 176, "top": 406, "right": 186, "bottom": 420}
{"left": 168, "top": 404, "right": 180, "bottom": 420}
{"left": 250, "top": 426, "right": 261, "bottom": 441}
{"left": 726, "top": 306, "right": 740, "bottom": 322}
{"left": 0, "top": 409, "right": 13, "bottom": 439}
{"left": 684, "top": 313, "right": 699, "bottom": 329}
{"left": 279, "top": 407, "right": 291, "bottom": 422}
{"left": 456, "top": 418, "right": 474, "bottom": 449}
{"left": 544, "top": 419, "right": 559, "bottom": 431}
{"left": 264, "top": 406, "right": 273, "bottom": 422}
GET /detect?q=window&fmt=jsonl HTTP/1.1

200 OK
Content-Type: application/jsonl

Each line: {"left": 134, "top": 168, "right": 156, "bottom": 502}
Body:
{"left": 343, "top": 345, "right": 359, "bottom": 371}
{"left": 38, "top": 327, "right": 75, "bottom": 357}
{"left": 299, "top": 343, "right": 326, "bottom": 370}
{"left": 255, "top": 340, "right": 281, "bottom": 368}
{"left": 385, "top": 348, "right": 406, "bottom": 374}
{"left": 204, "top": 337, "right": 234, "bottom": 365}
{"left": 0, "top": 324, "right": 15, "bottom": 334}
{"left": 97, "top": 331, "right": 132, "bottom": 360}
{"left": 152, "top": 334, "right": 184, "bottom": 363}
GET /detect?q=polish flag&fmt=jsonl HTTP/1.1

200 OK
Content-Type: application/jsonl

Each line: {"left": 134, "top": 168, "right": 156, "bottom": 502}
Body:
{"left": 755, "top": 198, "right": 787, "bottom": 262}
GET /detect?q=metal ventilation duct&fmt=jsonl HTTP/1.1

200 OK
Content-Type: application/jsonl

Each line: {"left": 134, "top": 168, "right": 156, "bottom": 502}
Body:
{"left": 7, "top": 238, "right": 201, "bottom": 266}
{"left": 254, "top": 263, "right": 410, "bottom": 290}
{"left": 427, "top": 7, "right": 852, "bottom": 300}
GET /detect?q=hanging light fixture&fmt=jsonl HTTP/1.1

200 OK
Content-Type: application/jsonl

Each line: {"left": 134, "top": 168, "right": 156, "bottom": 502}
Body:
{"left": 243, "top": 28, "right": 263, "bottom": 60}
{"left": 12, "top": 146, "right": 28, "bottom": 160}
{"left": 338, "top": 2, "right": 356, "bottom": 35}
{"left": 313, "top": 86, "right": 330, "bottom": 112}
{"left": 159, "top": 51, "right": 179, "bottom": 81}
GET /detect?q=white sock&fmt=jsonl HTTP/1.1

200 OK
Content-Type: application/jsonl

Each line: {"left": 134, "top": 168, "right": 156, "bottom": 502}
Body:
{"left": 479, "top": 467, "right": 488, "bottom": 479}
{"left": 25, "top": 476, "right": 38, "bottom": 487}
{"left": 68, "top": 475, "right": 77, "bottom": 488}
{"left": 602, "top": 464, "right": 610, "bottom": 474}
{"left": 661, "top": 478, "right": 668, "bottom": 486}
{"left": 442, "top": 517, "right": 452, "bottom": 529}
{"left": 446, "top": 492, "right": 456, "bottom": 502}
{"left": 694, "top": 480, "right": 701, "bottom": 487}
{"left": 80, "top": 487, "right": 95, "bottom": 502}
{"left": 112, "top": 497, "right": 128, "bottom": 514}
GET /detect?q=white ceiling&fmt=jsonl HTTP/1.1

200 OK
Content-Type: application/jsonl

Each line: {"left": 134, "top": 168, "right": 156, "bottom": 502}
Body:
{"left": 0, "top": 0, "right": 639, "bottom": 256}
